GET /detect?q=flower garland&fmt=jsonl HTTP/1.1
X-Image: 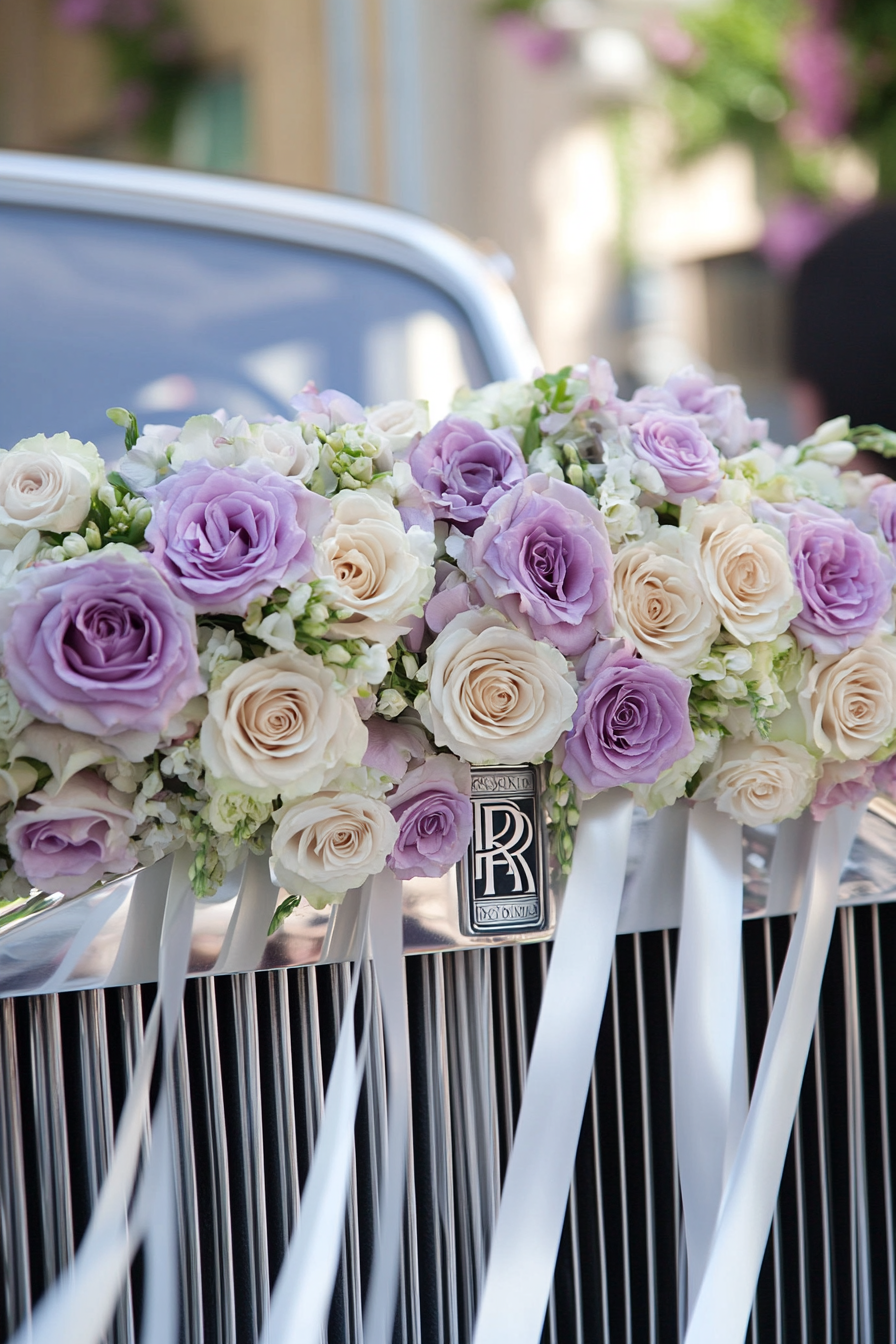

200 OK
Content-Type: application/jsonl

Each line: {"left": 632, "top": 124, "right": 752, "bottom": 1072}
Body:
{"left": 0, "top": 362, "right": 894, "bottom": 924}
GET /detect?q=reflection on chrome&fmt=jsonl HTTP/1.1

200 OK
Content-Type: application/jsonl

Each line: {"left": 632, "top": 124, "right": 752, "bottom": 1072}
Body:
{"left": 1, "top": 797, "right": 895, "bottom": 998}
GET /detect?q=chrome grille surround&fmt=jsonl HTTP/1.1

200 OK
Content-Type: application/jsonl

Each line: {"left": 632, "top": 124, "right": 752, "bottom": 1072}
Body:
{"left": 3, "top": 802, "right": 896, "bottom": 1342}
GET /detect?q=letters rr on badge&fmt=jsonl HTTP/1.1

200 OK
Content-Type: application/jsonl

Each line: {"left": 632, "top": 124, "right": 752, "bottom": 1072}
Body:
{"left": 459, "top": 766, "right": 547, "bottom": 935}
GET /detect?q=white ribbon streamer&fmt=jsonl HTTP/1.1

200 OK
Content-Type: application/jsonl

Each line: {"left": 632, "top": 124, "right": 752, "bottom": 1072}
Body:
{"left": 262, "top": 882, "right": 373, "bottom": 1344}
{"left": 12, "top": 848, "right": 195, "bottom": 1344}
{"left": 685, "top": 803, "right": 865, "bottom": 1344}
{"left": 363, "top": 870, "right": 411, "bottom": 1344}
{"left": 472, "top": 789, "right": 634, "bottom": 1344}
{"left": 673, "top": 803, "right": 746, "bottom": 1316}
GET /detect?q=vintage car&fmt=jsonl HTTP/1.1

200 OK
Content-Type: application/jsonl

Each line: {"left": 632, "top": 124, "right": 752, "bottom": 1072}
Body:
{"left": 0, "top": 152, "right": 894, "bottom": 1344}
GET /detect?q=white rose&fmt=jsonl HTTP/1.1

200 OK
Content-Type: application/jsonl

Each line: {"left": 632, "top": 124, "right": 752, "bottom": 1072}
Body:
{"left": 685, "top": 502, "right": 801, "bottom": 644}
{"left": 201, "top": 650, "right": 368, "bottom": 798}
{"left": 169, "top": 413, "right": 254, "bottom": 472}
{"left": 270, "top": 791, "right": 399, "bottom": 905}
{"left": 613, "top": 527, "right": 720, "bottom": 675}
{"left": 249, "top": 421, "right": 320, "bottom": 481}
{"left": 417, "top": 609, "right": 577, "bottom": 765}
{"left": 799, "top": 638, "right": 896, "bottom": 760}
{"left": 0, "top": 433, "right": 103, "bottom": 544}
{"left": 364, "top": 400, "right": 429, "bottom": 454}
{"left": 695, "top": 738, "right": 819, "bottom": 826}
{"left": 313, "top": 489, "right": 436, "bottom": 643}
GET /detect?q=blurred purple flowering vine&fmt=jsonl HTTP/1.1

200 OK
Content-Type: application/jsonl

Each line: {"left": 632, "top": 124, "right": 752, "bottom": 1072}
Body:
{"left": 488, "top": 0, "right": 896, "bottom": 271}
{"left": 54, "top": 0, "right": 199, "bottom": 155}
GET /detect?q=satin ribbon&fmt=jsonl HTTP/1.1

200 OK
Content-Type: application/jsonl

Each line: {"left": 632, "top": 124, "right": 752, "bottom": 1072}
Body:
{"left": 472, "top": 789, "right": 634, "bottom": 1344}
{"left": 11, "top": 848, "right": 196, "bottom": 1344}
{"left": 684, "top": 803, "right": 866, "bottom": 1344}
{"left": 673, "top": 803, "right": 747, "bottom": 1317}
{"left": 262, "top": 882, "right": 373, "bottom": 1344}
{"left": 363, "top": 869, "right": 412, "bottom": 1344}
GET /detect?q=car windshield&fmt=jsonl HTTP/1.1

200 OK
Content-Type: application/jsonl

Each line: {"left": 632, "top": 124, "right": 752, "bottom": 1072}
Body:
{"left": 0, "top": 203, "right": 490, "bottom": 457}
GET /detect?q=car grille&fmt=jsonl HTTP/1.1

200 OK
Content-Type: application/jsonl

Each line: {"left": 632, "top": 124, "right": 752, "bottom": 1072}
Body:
{"left": 2, "top": 898, "right": 896, "bottom": 1343}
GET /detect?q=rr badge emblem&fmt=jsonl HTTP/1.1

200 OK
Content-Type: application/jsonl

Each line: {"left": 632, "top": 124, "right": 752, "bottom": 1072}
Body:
{"left": 460, "top": 766, "right": 547, "bottom": 935}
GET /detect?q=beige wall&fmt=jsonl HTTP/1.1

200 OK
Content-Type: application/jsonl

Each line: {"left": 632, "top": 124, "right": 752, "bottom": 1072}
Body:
{"left": 184, "top": 0, "right": 330, "bottom": 188}
{"left": 0, "top": 0, "right": 108, "bottom": 151}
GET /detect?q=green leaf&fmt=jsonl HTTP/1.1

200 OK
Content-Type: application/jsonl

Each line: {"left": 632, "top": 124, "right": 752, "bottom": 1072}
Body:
{"left": 522, "top": 408, "right": 541, "bottom": 461}
{"left": 106, "top": 407, "right": 139, "bottom": 451}
{"left": 268, "top": 894, "right": 303, "bottom": 936}
{"left": 849, "top": 424, "right": 896, "bottom": 458}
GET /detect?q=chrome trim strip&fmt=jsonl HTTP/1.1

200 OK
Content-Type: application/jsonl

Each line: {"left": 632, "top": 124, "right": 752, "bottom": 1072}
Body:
{"left": 0, "top": 151, "right": 539, "bottom": 385}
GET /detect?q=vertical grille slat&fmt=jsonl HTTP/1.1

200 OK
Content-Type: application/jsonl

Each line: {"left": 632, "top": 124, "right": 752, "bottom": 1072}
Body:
{"left": 27, "top": 996, "right": 74, "bottom": 1291}
{"left": 0, "top": 998, "right": 30, "bottom": 1337}
{"left": 171, "top": 1010, "right": 202, "bottom": 1344}
{"left": 871, "top": 906, "right": 896, "bottom": 1343}
{"left": 187, "top": 976, "right": 237, "bottom": 1344}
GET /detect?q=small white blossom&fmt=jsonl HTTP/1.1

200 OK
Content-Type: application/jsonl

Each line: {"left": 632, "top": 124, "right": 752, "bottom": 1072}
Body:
{"left": 255, "top": 611, "right": 297, "bottom": 652}
{"left": 378, "top": 689, "right": 408, "bottom": 718}
{"left": 198, "top": 627, "right": 244, "bottom": 679}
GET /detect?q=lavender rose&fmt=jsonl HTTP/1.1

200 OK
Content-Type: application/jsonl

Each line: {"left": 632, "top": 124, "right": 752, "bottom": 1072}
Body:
{"left": 629, "top": 410, "right": 722, "bottom": 504}
{"left": 563, "top": 642, "right": 694, "bottom": 794}
{"left": 7, "top": 770, "right": 137, "bottom": 897}
{"left": 144, "top": 459, "right": 331, "bottom": 614}
{"left": 387, "top": 756, "right": 473, "bottom": 880}
{"left": 810, "top": 761, "right": 874, "bottom": 822}
{"left": 870, "top": 482, "right": 896, "bottom": 562}
{"left": 662, "top": 367, "right": 768, "bottom": 457}
{"left": 1, "top": 547, "right": 203, "bottom": 753}
{"left": 406, "top": 416, "right": 526, "bottom": 531}
{"left": 783, "top": 503, "right": 896, "bottom": 654}
{"left": 454, "top": 473, "right": 614, "bottom": 657}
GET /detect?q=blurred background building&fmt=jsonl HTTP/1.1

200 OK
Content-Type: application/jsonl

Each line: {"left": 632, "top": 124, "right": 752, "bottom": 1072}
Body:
{"left": 0, "top": 0, "right": 891, "bottom": 444}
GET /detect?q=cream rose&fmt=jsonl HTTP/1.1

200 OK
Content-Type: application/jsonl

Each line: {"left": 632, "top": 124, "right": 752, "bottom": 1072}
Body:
{"left": 613, "top": 527, "right": 720, "bottom": 675}
{"left": 201, "top": 651, "right": 367, "bottom": 797}
{"left": 313, "top": 489, "right": 436, "bottom": 642}
{"left": 365, "top": 400, "right": 429, "bottom": 454}
{"left": 695, "top": 738, "right": 819, "bottom": 825}
{"left": 0, "top": 433, "right": 103, "bottom": 544}
{"left": 799, "top": 638, "right": 896, "bottom": 759}
{"left": 271, "top": 791, "right": 399, "bottom": 905}
{"left": 417, "top": 609, "right": 577, "bottom": 765}
{"left": 686, "top": 502, "right": 801, "bottom": 644}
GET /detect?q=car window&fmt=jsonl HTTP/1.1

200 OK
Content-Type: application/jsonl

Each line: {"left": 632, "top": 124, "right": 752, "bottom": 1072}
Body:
{"left": 0, "top": 204, "right": 490, "bottom": 457}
